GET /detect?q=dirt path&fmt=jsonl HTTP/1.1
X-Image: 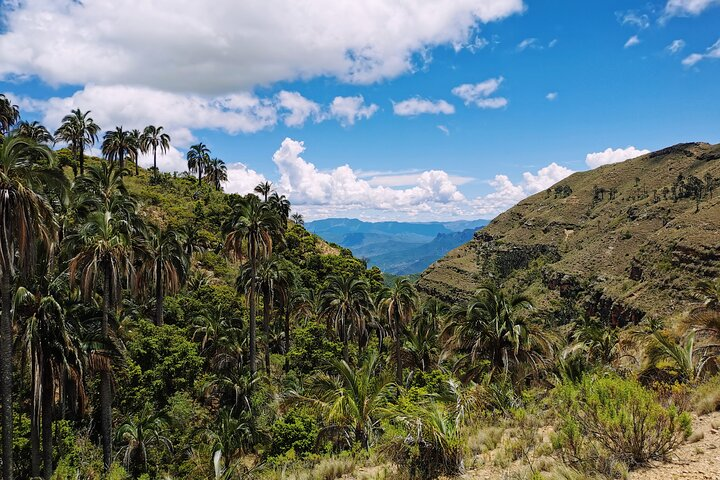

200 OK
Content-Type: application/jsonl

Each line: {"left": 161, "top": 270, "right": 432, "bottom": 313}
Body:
{"left": 631, "top": 411, "right": 720, "bottom": 480}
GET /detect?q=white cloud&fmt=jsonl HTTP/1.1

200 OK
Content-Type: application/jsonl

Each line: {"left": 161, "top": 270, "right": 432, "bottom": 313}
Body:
{"left": 393, "top": 98, "right": 455, "bottom": 116}
{"left": 225, "top": 163, "right": 268, "bottom": 195}
{"left": 470, "top": 162, "right": 574, "bottom": 215}
{"left": 276, "top": 91, "right": 323, "bottom": 127}
{"left": 517, "top": 38, "right": 538, "bottom": 51}
{"left": 548, "top": 39, "right": 558, "bottom": 48}
{"left": 451, "top": 77, "right": 508, "bottom": 109}
{"left": 10, "top": 86, "right": 378, "bottom": 153}
{"left": 585, "top": 146, "right": 650, "bottom": 169}
{"left": 666, "top": 39, "right": 686, "bottom": 54}
{"left": 682, "top": 38, "right": 720, "bottom": 66}
{"left": 271, "top": 138, "right": 465, "bottom": 213}
{"left": 437, "top": 125, "right": 450, "bottom": 135}
{"left": 664, "top": 0, "right": 720, "bottom": 17}
{"left": 329, "top": 96, "right": 379, "bottom": 126}
{"left": 366, "top": 172, "right": 473, "bottom": 187}
{"left": 12, "top": 85, "right": 278, "bottom": 147}
{"left": 0, "top": 0, "right": 525, "bottom": 93}
{"left": 618, "top": 11, "right": 650, "bottom": 29}
{"left": 624, "top": 35, "right": 641, "bottom": 48}
{"left": 546, "top": 92, "right": 558, "bottom": 101}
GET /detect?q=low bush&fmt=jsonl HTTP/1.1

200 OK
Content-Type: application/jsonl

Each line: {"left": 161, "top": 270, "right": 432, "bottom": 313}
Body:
{"left": 552, "top": 375, "right": 691, "bottom": 475}
{"left": 692, "top": 374, "right": 720, "bottom": 414}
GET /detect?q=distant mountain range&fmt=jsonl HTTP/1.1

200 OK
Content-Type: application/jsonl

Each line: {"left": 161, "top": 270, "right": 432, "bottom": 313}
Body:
{"left": 305, "top": 218, "right": 489, "bottom": 274}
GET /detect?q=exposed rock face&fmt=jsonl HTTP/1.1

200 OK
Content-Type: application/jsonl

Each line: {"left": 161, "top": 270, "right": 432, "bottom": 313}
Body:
{"left": 418, "top": 142, "right": 720, "bottom": 325}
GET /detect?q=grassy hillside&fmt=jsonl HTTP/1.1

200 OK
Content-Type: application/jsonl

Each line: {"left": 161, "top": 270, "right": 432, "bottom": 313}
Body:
{"left": 419, "top": 142, "right": 720, "bottom": 324}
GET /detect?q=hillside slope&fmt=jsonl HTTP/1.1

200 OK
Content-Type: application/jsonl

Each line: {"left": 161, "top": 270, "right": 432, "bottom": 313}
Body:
{"left": 418, "top": 142, "right": 720, "bottom": 324}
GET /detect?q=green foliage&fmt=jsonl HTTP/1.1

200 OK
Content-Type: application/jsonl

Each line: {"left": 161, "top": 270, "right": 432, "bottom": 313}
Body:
{"left": 269, "top": 408, "right": 319, "bottom": 457}
{"left": 553, "top": 375, "right": 692, "bottom": 474}
{"left": 286, "top": 322, "right": 344, "bottom": 376}
{"left": 118, "top": 320, "right": 204, "bottom": 410}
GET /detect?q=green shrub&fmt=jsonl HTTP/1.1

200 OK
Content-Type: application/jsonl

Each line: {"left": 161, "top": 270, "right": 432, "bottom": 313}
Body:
{"left": 553, "top": 375, "right": 691, "bottom": 474}
{"left": 382, "top": 403, "right": 464, "bottom": 479}
{"left": 692, "top": 374, "right": 720, "bottom": 414}
{"left": 270, "top": 408, "right": 320, "bottom": 457}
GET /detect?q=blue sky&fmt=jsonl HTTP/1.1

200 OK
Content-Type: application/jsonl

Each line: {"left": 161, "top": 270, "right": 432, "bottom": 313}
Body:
{"left": 1, "top": 0, "right": 719, "bottom": 220}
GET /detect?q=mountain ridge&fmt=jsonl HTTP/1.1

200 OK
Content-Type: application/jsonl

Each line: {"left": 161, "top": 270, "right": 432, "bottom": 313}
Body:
{"left": 418, "top": 142, "right": 720, "bottom": 324}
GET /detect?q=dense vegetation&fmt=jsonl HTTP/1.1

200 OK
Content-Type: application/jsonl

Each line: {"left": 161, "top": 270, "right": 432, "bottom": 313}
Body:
{"left": 1, "top": 94, "right": 719, "bottom": 480}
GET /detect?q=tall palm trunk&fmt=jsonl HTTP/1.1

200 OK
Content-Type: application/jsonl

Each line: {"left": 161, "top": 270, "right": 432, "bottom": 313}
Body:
{"left": 41, "top": 367, "right": 53, "bottom": 480}
{"left": 152, "top": 146, "right": 157, "bottom": 178}
{"left": 394, "top": 311, "right": 402, "bottom": 385}
{"left": 155, "top": 262, "right": 164, "bottom": 327}
{"left": 197, "top": 165, "right": 202, "bottom": 186}
{"left": 79, "top": 143, "right": 85, "bottom": 176}
{"left": 134, "top": 157, "right": 139, "bottom": 176}
{"left": 341, "top": 316, "right": 349, "bottom": 364}
{"left": 1, "top": 269, "right": 14, "bottom": 480}
{"left": 31, "top": 370, "right": 41, "bottom": 478}
{"left": 249, "top": 254, "right": 257, "bottom": 377}
{"left": 284, "top": 305, "right": 290, "bottom": 357}
{"left": 263, "top": 285, "right": 271, "bottom": 374}
{"left": 118, "top": 147, "right": 125, "bottom": 170}
{"left": 100, "top": 264, "right": 113, "bottom": 471}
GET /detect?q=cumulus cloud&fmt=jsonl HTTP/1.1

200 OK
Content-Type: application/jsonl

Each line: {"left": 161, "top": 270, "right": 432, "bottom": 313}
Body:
{"left": 682, "top": 38, "right": 720, "bottom": 66}
{"left": 470, "top": 162, "right": 574, "bottom": 215}
{"left": 328, "top": 96, "right": 379, "bottom": 126}
{"left": 585, "top": 146, "right": 650, "bottom": 169}
{"left": 452, "top": 77, "right": 508, "bottom": 109}
{"left": 624, "top": 35, "right": 641, "bottom": 48}
{"left": 271, "top": 138, "right": 465, "bottom": 213}
{"left": 664, "top": 0, "right": 720, "bottom": 17}
{"left": 666, "top": 39, "right": 686, "bottom": 54}
{"left": 276, "top": 91, "right": 323, "bottom": 127}
{"left": 546, "top": 92, "right": 558, "bottom": 101}
{"left": 0, "top": 0, "right": 524, "bottom": 93}
{"left": 225, "top": 163, "right": 269, "bottom": 195}
{"left": 10, "top": 86, "right": 378, "bottom": 154}
{"left": 393, "top": 98, "right": 455, "bottom": 116}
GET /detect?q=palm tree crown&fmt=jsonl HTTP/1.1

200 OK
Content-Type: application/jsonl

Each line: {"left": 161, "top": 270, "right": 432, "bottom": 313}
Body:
{"left": 54, "top": 109, "right": 100, "bottom": 175}
{"left": 140, "top": 125, "right": 171, "bottom": 177}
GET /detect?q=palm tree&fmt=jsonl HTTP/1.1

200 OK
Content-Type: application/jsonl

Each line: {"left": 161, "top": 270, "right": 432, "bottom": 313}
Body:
{"left": 206, "top": 157, "right": 228, "bottom": 191}
{"left": 225, "top": 194, "right": 283, "bottom": 376}
{"left": 116, "top": 406, "right": 172, "bottom": 475}
{"left": 444, "top": 285, "right": 552, "bottom": 382}
{"left": 129, "top": 129, "right": 142, "bottom": 176}
{"left": 15, "top": 281, "right": 84, "bottom": 479}
{"left": 137, "top": 226, "right": 188, "bottom": 326}
{"left": 16, "top": 121, "right": 53, "bottom": 144}
{"left": 269, "top": 192, "right": 291, "bottom": 223}
{"left": 0, "top": 134, "right": 65, "bottom": 480}
{"left": 72, "top": 162, "right": 134, "bottom": 221}
{"left": 290, "top": 213, "right": 304, "bottom": 226}
{"left": 66, "top": 207, "right": 137, "bottom": 471}
{"left": 54, "top": 109, "right": 100, "bottom": 175}
{"left": 321, "top": 273, "right": 372, "bottom": 364}
{"left": 139, "top": 125, "right": 171, "bottom": 178}
{"left": 0, "top": 93, "right": 20, "bottom": 137}
{"left": 187, "top": 143, "right": 210, "bottom": 186}
{"left": 101, "top": 126, "right": 137, "bottom": 170}
{"left": 379, "top": 278, "right": 417, "bottom": 384}
{"left": 404, "top": 299, "right": 446, "bottom": 372}
{"left": 642, "top": 330, "right": 715, "bottom": 382}
{"left": 254, "top": 181, "right": 273, "bottom": 202}
{"left": 239, "top": 255, "right": 281, "bottom": 373}
{"left": 288, "top": 351, "right": 393, "bottom": 449}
